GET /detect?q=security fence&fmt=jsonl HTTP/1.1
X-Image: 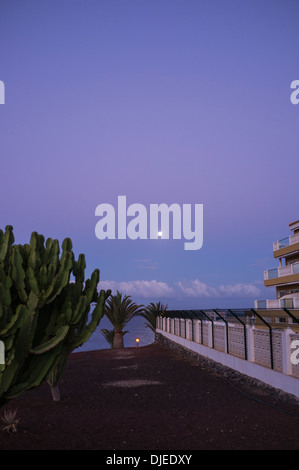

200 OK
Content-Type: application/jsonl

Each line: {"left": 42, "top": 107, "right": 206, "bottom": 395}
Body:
{"left": 156, "top": 308, "right": 299, "bottom": 379}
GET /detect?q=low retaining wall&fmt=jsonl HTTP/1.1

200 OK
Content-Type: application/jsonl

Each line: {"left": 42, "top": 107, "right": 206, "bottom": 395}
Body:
{"left": 155, "top": 329, "right": 299, "bottom": 401}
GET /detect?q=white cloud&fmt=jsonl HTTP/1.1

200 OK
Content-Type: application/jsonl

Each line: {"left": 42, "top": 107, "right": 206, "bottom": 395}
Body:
{"left": 99, "top": 278, "right": 261, "bottom": 300}
{"left": 99, "top": 279, "right": 176, "bottom": 299}
{"left": 217, "top": 283, "right": 261, "bottom": 297}
{"left": 176, "top": 279, "right": 218, "bottom": 298}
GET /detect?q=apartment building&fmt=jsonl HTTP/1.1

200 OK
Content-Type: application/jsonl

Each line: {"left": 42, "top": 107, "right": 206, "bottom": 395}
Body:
{"left": 254, "top": 220, "right": 299, "bottom": 330}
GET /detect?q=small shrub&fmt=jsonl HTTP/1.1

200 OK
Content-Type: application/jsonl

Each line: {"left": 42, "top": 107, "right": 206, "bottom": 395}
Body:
{"left": 2, "top": 407, "right": 20, "bottom": 433}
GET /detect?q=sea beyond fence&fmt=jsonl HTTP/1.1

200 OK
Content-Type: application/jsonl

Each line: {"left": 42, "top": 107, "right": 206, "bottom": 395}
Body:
{"left": 75, "top": 315, "right": 155, "bottom": 353}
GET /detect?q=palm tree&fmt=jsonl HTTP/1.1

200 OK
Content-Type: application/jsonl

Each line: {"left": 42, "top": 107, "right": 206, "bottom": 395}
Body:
{"left": 104, "top": 291, "right": 144, "bottom": 349}
{"left": 139, "top": 302, "right": 168, "bottom": 333}
{"left": 100, "top": 329, "right": 116, "bottom": 348}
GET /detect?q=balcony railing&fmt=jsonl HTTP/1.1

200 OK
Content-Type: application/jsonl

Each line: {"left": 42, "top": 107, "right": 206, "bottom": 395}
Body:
{"left": 254, "top": 298, "right": 299, "bottom": 309}
{"left": 273, "top": 233, "right": 299, "bottom": 251}
{"left": 264, "top": 262, "right": 299, "bottom": 280}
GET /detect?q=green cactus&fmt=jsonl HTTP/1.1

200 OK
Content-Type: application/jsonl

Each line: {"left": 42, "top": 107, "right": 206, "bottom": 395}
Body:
{"left": 0, "top": 225, "right": 111, "bottom": 406}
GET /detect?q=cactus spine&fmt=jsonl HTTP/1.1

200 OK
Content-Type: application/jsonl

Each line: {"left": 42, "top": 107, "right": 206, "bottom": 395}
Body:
{"left": 0, "top": 226, "right": 111, "bottom": 406}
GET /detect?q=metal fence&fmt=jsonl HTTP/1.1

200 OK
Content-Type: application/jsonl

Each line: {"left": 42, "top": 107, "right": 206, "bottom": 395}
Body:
{"left": 157, "top": 308, "right": 299, "bottom": 375}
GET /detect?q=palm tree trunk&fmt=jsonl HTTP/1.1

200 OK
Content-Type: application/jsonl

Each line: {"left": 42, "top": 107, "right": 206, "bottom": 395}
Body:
{"left": 47, "top": 380, "right": 61, "bottom": 401}
{"left": 113, "top": 331, "right": 124, "bottom": 349}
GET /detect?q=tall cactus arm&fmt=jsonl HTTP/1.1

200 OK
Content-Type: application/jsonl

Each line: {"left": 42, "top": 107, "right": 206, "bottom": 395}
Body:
{"left": 71, "top": 288, "right": 110, "bottom": 350}
{"left": 0, "top": 276, "right": 12, "bottom": 309}
{"left": 44, "top": 251, "right": 73, "bottom": 303}
{"left": 14, "top": 292, "right": 39, "bottom": 360}
{"left": 0, "top": 226, "right": 14, "bottom": 263}
{"left": 0, "top": 304, "right": 26, "bottom": 336}
{"left": 30, "top": 325, "right": 69, "bottom": 355}
{"left": 9, "top": 246, "right": 27, "bottom": 303}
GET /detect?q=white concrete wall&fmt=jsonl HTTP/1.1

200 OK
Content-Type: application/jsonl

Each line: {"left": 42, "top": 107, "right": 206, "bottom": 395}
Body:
{"left": 157, "top": 328, "right": 299, "bottom": 399}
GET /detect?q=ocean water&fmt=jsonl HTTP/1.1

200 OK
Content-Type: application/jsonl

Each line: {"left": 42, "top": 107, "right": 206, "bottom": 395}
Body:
{"left": 74, "top": 315, "right": 155, "bottom": 353}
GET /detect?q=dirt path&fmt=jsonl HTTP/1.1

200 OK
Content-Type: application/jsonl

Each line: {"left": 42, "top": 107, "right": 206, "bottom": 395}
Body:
{"left": 0, "top": 343, "right": 298, "bottom": 450}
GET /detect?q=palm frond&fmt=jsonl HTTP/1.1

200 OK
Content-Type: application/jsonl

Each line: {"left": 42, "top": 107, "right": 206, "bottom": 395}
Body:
{"left": 100, "top": 329, "right": 115, "bottom": 348}
{"left": 139, "top": 302, "right": 168, "bottom": 332}
{"left": 104, "top": 290, "right": 144, "bottom": 332}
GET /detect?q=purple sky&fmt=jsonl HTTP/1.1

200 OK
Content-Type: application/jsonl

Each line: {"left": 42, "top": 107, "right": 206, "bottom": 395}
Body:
{"left": 1, "top": 0, "right": 298, "bottom": 309}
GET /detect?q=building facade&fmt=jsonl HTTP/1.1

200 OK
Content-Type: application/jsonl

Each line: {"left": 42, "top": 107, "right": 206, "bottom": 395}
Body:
{"left": 254, "top": 221, "right": 299, "bottom": 329}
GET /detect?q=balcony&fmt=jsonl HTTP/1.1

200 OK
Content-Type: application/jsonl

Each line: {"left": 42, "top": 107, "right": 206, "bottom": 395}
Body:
{"left": 254, "top": 298, "right": 299, "bottom": 309}
{"left": 273, "top": 233, "right": 299, "bottom": 252}
{"left": 264, "top": 262, "right": 299, "bottom": 281}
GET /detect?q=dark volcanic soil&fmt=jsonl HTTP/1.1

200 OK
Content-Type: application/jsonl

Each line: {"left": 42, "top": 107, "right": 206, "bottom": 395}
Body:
{"left": 0, "top": 343, "right": 298, "bottom": 450}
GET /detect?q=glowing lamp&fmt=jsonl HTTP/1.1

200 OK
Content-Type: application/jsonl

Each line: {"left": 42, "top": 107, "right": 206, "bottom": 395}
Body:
{"left": 136, "top": 337, "right": 140, "bottom": 347}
